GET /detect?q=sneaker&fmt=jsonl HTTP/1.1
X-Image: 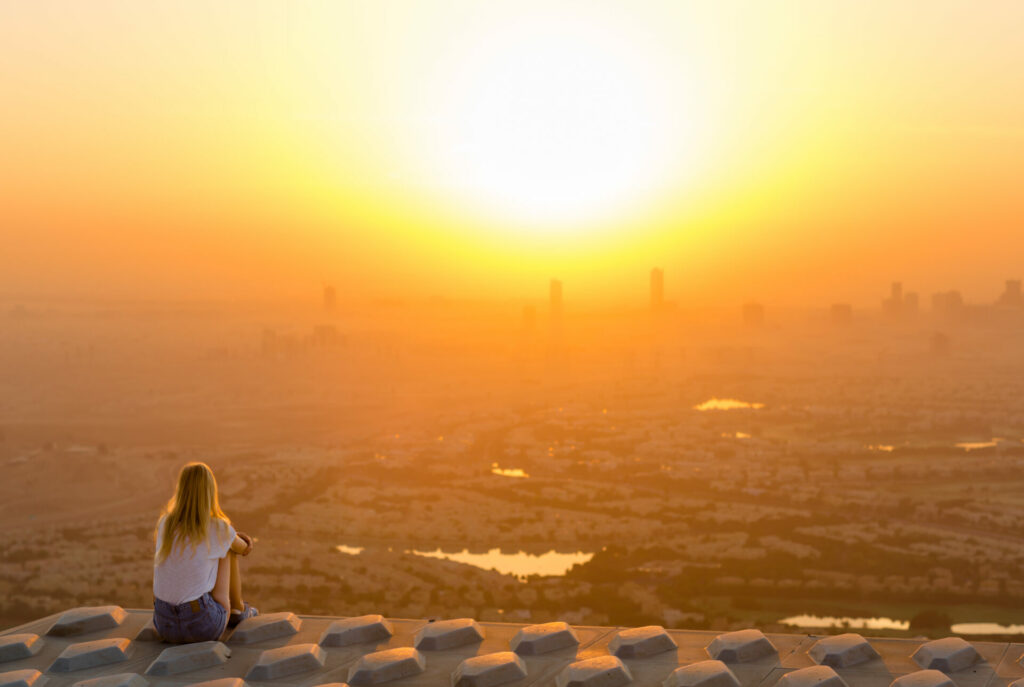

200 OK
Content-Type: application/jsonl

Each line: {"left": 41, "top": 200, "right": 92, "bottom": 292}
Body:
{"left": 227, "top": 602, "right": 259, "bottom": 628}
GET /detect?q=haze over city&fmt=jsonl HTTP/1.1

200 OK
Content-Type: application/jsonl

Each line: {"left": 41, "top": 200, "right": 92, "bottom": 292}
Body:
{"left": 5, "top": 0, "right": 1024, "bottom": 656}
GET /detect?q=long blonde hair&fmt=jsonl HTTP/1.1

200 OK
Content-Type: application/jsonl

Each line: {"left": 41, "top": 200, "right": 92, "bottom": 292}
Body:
{"left": 155, "top": 462, "right": 230, "bottom": 564}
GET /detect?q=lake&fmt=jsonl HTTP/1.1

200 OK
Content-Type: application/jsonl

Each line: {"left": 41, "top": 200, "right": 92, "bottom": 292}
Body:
{"left": 781, "top": 615, "right": 1024, "bottom": 635}
{"left": 336, "top": 543, "right": 593, "bottom": 579}
{"left": 408, "top": 547, "right": 593, "bottom": 579}
{"left": 695, "top": 398, "right": 765, "bottom": 411}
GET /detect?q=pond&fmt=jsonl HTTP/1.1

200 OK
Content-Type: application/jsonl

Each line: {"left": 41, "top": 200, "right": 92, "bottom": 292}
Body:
{"left": 407, "top": 547, "right": 593, "bottom": 579}
{"left": 336, "top": 543, "right": 593, "bottom": 579}
{"left": 491, "top": 464, "right": 530, "bottom": 478}
{"left": 780, "top": 615, "right": 909, "bottom": 630}
{"left": 781, "top": 615, "right": 1024, "bottom": 635}
{"left": 694, "top": 398, "right": 765, "bottom": 411}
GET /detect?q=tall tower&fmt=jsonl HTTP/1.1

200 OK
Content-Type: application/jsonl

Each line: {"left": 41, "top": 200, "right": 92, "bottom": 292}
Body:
{"left": 650, "top": 268, "right": 664, "bottom": 311}
{"left": 323, "top": 285, "right": 337, "bottom": 313}
{"left": 549, "top": 279, "right": 563, "bottom": 334}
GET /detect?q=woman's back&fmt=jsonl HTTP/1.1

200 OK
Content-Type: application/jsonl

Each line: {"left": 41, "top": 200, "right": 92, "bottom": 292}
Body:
{"left": 153, "top": 515, "right": 236, "bottom": 605}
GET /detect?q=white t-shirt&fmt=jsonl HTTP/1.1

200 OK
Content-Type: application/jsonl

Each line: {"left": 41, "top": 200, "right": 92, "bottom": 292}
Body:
{"left": 153, "top": 516, "right": 236, "bottom": 605}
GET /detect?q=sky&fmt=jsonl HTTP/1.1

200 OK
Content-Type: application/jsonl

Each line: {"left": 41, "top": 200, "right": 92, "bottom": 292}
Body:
{"left": 2, "top": 1, "right": 1024, "bottom": 308}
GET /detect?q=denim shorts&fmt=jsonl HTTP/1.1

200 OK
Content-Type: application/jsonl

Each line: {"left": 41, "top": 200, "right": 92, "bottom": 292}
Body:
{"left": 153, "top": 592, "right": 228, "bottom": 643}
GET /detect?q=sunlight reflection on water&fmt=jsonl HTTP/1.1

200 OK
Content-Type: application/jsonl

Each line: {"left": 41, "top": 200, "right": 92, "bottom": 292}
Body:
{"left": 408, "top": 547, "right": 593, "bottom": 579}
{"left": 694, "top": 398, "right": 765, "bottom": 411}
{"left": 780, "top": 614, "right": 909, "bottom": 630}
{"left": 782, "top": 615, "right": 1024, "bottom": 634}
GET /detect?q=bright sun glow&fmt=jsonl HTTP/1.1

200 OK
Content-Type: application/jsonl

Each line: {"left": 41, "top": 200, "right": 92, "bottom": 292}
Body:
{"left": 424, "top": 12, "right": 690, "bottom": 232}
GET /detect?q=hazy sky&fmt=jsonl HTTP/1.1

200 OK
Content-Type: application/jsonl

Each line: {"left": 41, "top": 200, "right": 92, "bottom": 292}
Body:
{"left": 2, "top": 1, "right": 1023, "bottom": 307}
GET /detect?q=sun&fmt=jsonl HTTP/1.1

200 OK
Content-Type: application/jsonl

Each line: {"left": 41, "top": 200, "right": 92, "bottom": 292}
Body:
{"left": 422, "top": 12, "right": 691, "bottom": 234}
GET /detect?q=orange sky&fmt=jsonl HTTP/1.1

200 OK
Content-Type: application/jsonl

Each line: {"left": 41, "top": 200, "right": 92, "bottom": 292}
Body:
{"left": 2, "top": 1, "right": 1023, "bottom": 308}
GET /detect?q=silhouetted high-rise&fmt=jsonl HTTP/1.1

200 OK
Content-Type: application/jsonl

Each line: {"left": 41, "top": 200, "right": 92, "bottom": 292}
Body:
{"left": 650, "top": 268, "right": 664, "bottom": 311}
{"left": 997, "top": 279, "right": 1023, "bottom": 307}
{"left": 932, "top": 290, "right": 964, "bottom": 315}
{"left": 549, "top": 279, "right": 563, "bottom": 334}
{"left": 323, "top": 285, "right": 337, "bottom": 312}
{"left": 883, "top": 281, "right": 917, "bottom": 317}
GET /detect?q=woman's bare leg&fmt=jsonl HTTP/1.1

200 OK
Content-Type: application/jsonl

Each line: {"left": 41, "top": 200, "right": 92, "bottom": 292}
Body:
{"left": 229, "top": 552, "right": 244, "bottom": 611}
{"left": 212, "top": 555, "right": 231, "bottom": 613}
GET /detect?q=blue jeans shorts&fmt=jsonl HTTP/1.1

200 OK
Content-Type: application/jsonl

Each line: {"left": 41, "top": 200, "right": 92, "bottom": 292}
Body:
{"left": 153, "top": 592, "right": 228, "bottom": 643}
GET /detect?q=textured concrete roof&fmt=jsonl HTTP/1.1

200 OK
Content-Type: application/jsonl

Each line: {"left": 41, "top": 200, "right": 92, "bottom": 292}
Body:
{"left": 1, "top": 607, "right": 1023, "bottom": 687}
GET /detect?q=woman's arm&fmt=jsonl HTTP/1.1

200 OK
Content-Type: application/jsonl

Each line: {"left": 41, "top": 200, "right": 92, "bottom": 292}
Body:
{"left": 230, "top": 532, "right": 253, "bottom": 556}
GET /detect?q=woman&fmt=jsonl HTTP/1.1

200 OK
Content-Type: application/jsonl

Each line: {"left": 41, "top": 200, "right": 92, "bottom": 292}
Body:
{"left": 153, "top": 462, "right": 258, "bottom": 643}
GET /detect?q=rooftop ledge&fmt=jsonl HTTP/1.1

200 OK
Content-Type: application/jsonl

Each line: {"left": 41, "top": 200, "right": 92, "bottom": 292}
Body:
{"left": 1, "top": 606, "right": 1022, "bottom": 687}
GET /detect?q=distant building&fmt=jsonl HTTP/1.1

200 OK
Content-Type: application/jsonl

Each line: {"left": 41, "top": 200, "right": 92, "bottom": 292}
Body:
{"left": 904, "top": 292, "right": 919, "bottom": 314}
{"left": 742, "top": 302, "right": 764, "bottom": 327}
{"left": 830, "top": 303, "right": 852, "bottom": 324}
{"left": 996, "top": 279, "right": 1023, "bottom": 307}
{"left": 323, "top": 285, "right": 337, "bottom": 312}
{"left": 932, "top": 290, "right": 964, "bottom": 316}
{"left": 882, "top": 281, "right": 919, "bottom": 317}
{"left": 650, "top": 268, "right": 664, "bottom": 311}
{"left": 311, "top": 324, "right": 342, "bottom": 348}
{"left": 549, "top": 279, "right": 563, "bottom": 334}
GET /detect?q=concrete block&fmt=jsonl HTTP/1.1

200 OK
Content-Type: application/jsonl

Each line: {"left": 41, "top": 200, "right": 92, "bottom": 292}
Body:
{"left": 0, "top": 670, "right": 45, "bottom": 687}
{"left": 134, "top": 621, "right": 160, "bottom": 642}
{"left": 556, "top": 656, "right": 632, "bottom": 687}
{"left": 777, "top": 666, "right": 848, "bottom": 687}
{"left": 348, "top": 647, "right": 426, "bottom": 685}
{"left": 890, "top": 671, "right": 955, "bottom": 687}
{"left": 451, "top": 652, "right": 527, "bottom": 687}
{"left": 71, "top": 673, "right": 147, "bottom": 687}
{"left": 145, "top": 642, "right": 231, "bottom": 676}
{"left": 911, "top": 638, "right": 980, "bottom": 673}
{"left": 183, "top": 679, "right": 246, "bottom": 687}
{"left": 609, "top": 626, "right": 677, "bottom": 659}
{"left": 48, "top": 638, "right": 131, "bottom": 673}
{"left": 0, "top": 636, "right": 43, "bottom": 664}
{"left": 246, "top": 643, "right": 326, "bottom": 681}
{"left": 706, "top": 630, "right": 776, "bottom": 663}
{"left": 319, "top": 616, "right": 394, "bottom": 647}
{"left": 808, "top": 634, "right": 880, "bottom": 668}
{"left": 46, "top": 607, "right": 126, "bottom": 637}
{"left": 511, "top": 622, "right": 579, "bottom": 656}
{"left": 229, "top": 612, "right": 301, "bottom": 645}
{"left": 414, "top": 619, "right": 485, "bottom": 651}
{"left": 661, "top": 660, "right": 740, "bottom": 687}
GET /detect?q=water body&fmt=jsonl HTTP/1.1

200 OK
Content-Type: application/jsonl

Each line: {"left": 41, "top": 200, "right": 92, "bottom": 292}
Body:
{"left": 491, "top": 464, "right": 530, "bottom": 478}
{"left": 780, "top": 615, "right": 909, "bottom": 630}
{"left": 694, "top": 398, "right": 765, "bottom": 411}
{"left": 336, "top": 545, "right": 365, "bottom": 555}
{"left": 952, "top": 622, "right": 1024, "bottom": 634}
{"left": 782, "top": 615, "right": 1024, "bottom": 635}
{"left": 408, "top": 547, "right": 593, "bottom": 579}
{"left": 955, "top": 440, "right": 1000, "bottom": 451}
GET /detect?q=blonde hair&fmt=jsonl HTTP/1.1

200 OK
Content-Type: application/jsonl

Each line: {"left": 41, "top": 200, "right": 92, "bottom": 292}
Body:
{"left": 155, "top": 462, "right": 230, "bottom": 564}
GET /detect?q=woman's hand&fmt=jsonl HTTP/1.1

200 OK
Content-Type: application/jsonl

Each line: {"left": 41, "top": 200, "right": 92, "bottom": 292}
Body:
{"left": 237, "top": 532, "right": 254, "bottom": 556}
{"left": 230, "top": 532, "right": 254, "bottom": 556}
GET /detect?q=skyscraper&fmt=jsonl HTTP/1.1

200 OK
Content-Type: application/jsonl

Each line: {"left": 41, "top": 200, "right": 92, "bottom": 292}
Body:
{"left": 323, "top": 285, "right": 337, "bottom": 312}
{"left": 997, "top": 279, "right": 1023, "bottom": 307}
{"left": 650, "top": 268, "right": 664, "bottom": 311}
{"left": 549, "top": 279, "right": 563, "bottom": 334}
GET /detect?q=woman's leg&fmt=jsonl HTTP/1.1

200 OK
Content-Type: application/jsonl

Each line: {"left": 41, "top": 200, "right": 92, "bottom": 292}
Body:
{"left": 212, "top": 555, "right": 232, "bottom": 613}
{"left": 229, "top": 551, "right": 244, "bottom": 612}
